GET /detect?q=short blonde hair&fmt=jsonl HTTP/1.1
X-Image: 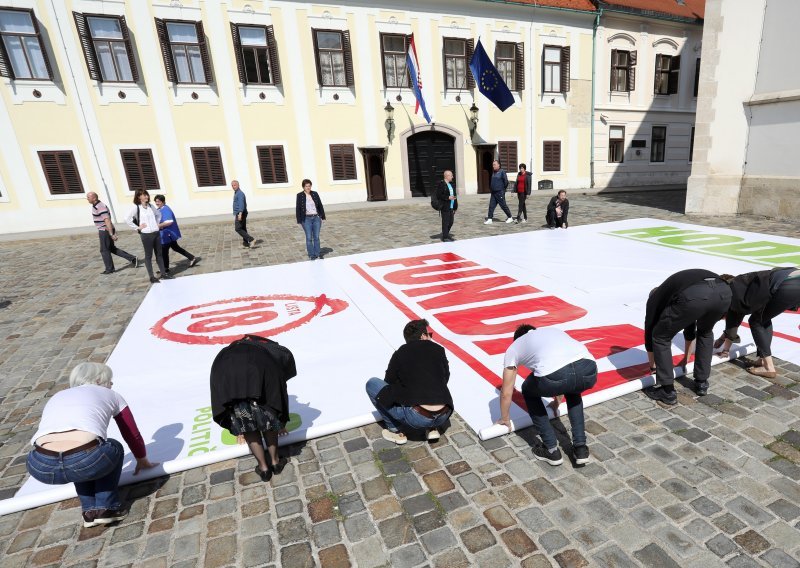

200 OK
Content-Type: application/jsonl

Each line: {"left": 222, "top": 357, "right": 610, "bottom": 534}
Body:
{"left": 69, "top": 362, "right": 113, "bottom": 388}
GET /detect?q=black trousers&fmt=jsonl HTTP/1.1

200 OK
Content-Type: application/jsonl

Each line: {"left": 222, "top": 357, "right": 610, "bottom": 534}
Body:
{"left": 546, "top": 210, "right": 566, "bottom": 228}
{"left": 440, "top": 208, "right": 455, "bottom": 240}
{"left": 652, "top": 280, "right": 732, "bottom": 385}
{"left": 161, "top": 241, "right": 194, "bottom": 272}
{"left": 516, "top": 193, "right": 527, "bottom": 220}
{"left": 750, "top": 277, "right": 800, "bottom": 357}
{"left": 98, "top": 231, "right": 135, "bottom": 271}
{"left": 235, "top": 211, "right": 254, "bottom": 245}
{"left": 139, "top": 231, "right": 167, "bottom": 279}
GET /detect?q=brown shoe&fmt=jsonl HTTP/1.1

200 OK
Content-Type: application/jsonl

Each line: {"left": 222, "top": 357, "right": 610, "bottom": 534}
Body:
{"left": 746, "top": 367, "right": 777, "bottom": 379}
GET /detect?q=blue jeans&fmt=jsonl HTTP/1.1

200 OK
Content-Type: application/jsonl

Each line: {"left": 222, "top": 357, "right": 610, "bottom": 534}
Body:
{"left": 302, "top": 216, "right": 322, "bottom": 259}
{"left": 365, "top": 378, "right": 451, "bottom": 433}
{"left": 26, "top": 439, "right": 124, "bottom": 512}
{"left": 521, "top": 358, "right": 597, "bottom": 449}
{"left": 487, "top": 191, "right": 512, "bottom": 219}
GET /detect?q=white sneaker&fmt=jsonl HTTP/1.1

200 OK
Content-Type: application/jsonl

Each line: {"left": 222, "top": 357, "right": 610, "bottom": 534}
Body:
{"left": 426, "top": 429, "right": 440, "bottom": 442}
{"left": 521, "top": 218, "right": 527, "bottom": 223}
{"left": 505, "top": 217, "right": 514, "bottom": 224}
{"left": 382, "top": 429, "right": 407, "bottom": 445}
{"left": 484, "top": 218, "right": 493, "bottom": 224}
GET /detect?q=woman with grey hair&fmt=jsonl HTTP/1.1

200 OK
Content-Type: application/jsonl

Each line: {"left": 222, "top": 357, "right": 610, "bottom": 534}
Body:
{"left": 26, "top": 362, "right": 157, "bottom": 528}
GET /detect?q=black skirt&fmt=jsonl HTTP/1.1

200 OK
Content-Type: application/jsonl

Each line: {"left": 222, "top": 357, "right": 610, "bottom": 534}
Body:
{"left": 227, "top": 400, "right": 283, "bottom": 435}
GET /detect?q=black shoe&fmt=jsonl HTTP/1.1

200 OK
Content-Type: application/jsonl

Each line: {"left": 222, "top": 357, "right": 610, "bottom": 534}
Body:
{"left": 242, "top": 241, "right": 251, "bottom": 248}
{"left": 255, "top": 465, "right": 272, "bottom": 482}
{"left": 161, "top": 272, "right": 174, "bottom": 279}
{"left": 189, "top": 257, "right": 199, "bottom": 267}
{"left": 573, "top": 445, "right": 590, "bottom": 465}
{"left": 149, "top": 277, "right": 160, "bottom": 284}
{"left": 82, "top": 510, "right": 100, "bottom": 528}
{"left": 694, "top": 380, "right": 709, "bottom": 396}
{"left": 101, "top": 269, "right": 114, "bottom": 275}
{"left": 271, "top": 457, "right": 287, "bottom": 475}
{"left": 642, "top": 385, "right": 677, "bottom": 405}
{"left": 444, "top": 237, "right": 455, "bottom": 242}
{"left": 533, "top": 443, "right": 563, "bottom": 466}
{"left": 130, "top": 258, "right": 139, "bottom": 269}
{"left": 94, "top": 508, "right": 127, "bottom": 525}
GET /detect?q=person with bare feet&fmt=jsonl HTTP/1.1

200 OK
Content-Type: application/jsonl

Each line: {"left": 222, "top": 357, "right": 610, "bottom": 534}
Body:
{"left": 716, "top": 268, "right": 800, "bottom": 379}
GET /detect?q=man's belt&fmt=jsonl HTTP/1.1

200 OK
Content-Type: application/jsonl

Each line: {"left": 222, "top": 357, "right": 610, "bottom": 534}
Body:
{"left": 412, "top": 405, "right": 450, "bottom": 419}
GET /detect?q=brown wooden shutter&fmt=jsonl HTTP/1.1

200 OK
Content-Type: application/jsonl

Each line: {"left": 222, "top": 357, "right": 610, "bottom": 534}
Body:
{"left": 668, "top": 54, "right": 680, "bottom": 94}
{"left": 0, "top": 31, "right": 13, "bottom": 78}
{"left": 330, "top": 145, "right": 356, "bottom": 180}
{"left": 191, "top": 147, "right": 225, "bottom": 187}
{"left": 559, "top": 46, "right": 570, "bottom": 93}
{"left": 196, "top": 21, "right": 213, "bottom": 84}
{"left": 257, "top": 146, "right": 287, "bottom": 184}
{"left": 118, "top": 16, "right": 139, "bottom": 82}
{"left": 466, "top": 38, "right": 475, "bottom": 89}
{"left": 230, "top": 23, "right": 246, "bottom": 84}
{"left": 627, "top": 50, "right": 637, "bottom": 92}
{"left": 543, "top": 142, "right": 561, "bottom": 172}
{"left": 515, "top": 42, "right": 524, "bottom": 91}
{"left": 155, "top": 18, "right": 177, "bottom": 82}
{"left": 38, "top": 151, "right": 85, "bottom": 195}
{"left": 342, "top": 30, "right": 354, "bottom": 87}
{"left": 121, "top": 149, "right": 160, "bottom": 191}
{"left": 73, "top": 12, "right": 102, "bottom": 81}
{"left": 266, "top": 25, "right": 281, "bottom": 85}
{"left": 311, "top": 29, "right": 323, "bottom": 86}
{"left": 498, "top": 142, "right": 517, "bottom": 171}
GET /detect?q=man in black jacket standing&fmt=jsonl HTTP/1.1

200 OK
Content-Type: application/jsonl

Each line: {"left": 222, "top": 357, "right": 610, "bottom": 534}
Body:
{"left": 643, "top": 269, "right": 732, "bottom": 405}
{"left": 366, "top": 319, "right": 453, "bottom": 444}
{"left": 435, "top": 170, "right": 457, "bottom": 242}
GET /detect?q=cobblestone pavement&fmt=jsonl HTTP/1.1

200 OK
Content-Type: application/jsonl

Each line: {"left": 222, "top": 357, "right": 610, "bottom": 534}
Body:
{"left": 1, "top": 189, "right": 800, "bottom": 568}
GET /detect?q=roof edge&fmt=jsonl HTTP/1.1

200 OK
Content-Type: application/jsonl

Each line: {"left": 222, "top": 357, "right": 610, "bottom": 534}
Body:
{"left": 598, "top": 2, "right": 703, "bottom": 24}
{"left": 474, "top": 0, "right": 597, "bottom": 15}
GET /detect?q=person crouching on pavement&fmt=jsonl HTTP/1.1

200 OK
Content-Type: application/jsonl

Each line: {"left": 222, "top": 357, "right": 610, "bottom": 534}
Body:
{"left": 496, "top": 324, "right": 597, "bottom": 466}
{"left": 366, "top": 319, "right": 453, "bottom": 444}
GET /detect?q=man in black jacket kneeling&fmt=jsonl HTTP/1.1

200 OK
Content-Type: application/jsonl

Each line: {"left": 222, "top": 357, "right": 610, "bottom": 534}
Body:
{"left": 366, "top": 319, "right": 454, "bottom": 444}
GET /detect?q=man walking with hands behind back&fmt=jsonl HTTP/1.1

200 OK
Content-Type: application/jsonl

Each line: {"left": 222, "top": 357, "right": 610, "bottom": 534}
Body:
{"left": 87, "top": 192, "right": 137, "bottom": 274}
{"left": 435, "top": 170, "right": 457, "bottom": 242}
{"left": 232, "top": 180, "right": 256, "bottom": 248}
{"left": 484, "top": 160, "right": 514, "bottom": 224}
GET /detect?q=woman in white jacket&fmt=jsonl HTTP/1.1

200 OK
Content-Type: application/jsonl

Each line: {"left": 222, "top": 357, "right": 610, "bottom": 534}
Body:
{"left": 125, "top": 189, "right": 170, "bottom": 284}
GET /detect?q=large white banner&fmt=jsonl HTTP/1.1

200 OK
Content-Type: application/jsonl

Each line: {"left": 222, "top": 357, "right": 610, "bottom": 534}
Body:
{"left": 3, "top": 218, "right": 798, "bottom": 514}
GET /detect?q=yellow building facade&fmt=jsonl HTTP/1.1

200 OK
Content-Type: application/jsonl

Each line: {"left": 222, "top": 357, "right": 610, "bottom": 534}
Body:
{"left": 0, "top": 0, "right": 596, "bottom": 234}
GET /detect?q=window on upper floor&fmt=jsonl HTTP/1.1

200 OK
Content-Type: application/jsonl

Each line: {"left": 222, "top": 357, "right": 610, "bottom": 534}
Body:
{"left": 443, "top": 37, "right": 474, "bottom": 90}
{"left": 121, "top": 149, "right": 160, "bottom": 192}
{"left": 654, "top": 54, "right": 680, "bottom": 95}
{"left": 0, "top": 8, "right": 53, "bottom": 80}
{"left": 693, "top": 57, "right": 700, "bottom": 97}
{"left": 73, "top": 13, "right": 138, "bottom": 83}
{"left": 38, "top": 151, "right": 85, "bottom": 195}
{"left": 257, "top": 145, "right": 288, "bottom": 184}
{"left": 231, "top": 24, "right": 281, "bottom": 86}
{"left": 651, "top": 126, "right": 666, "bottom": 162}
{"left": 542, "top": 45, "right": 570, "bottom": 93}
{"left": 380, "top": 33, "right": 409, "bottom": 88}
{"left": 312, "top": 29, "right": 353, "bottom": 87}
{"left": 608, "top": 126, "right": 625, "bottom": 163}
{"left": 330, "top": 144, "right": 356, "bottom": 181}
{"left": 543, "top": 141, "right": 561, "bottom": 172}
{"left": 610, "top": 49, "right": 636, "bottom": 92}
{"left": 155, "top": 19, "right": 212, "bottom": 84}
{"left": 495, "top": 41, "right": 524, "bottom": 91}
{"left": 191, "top": 147, "right": 226, "bottom": 187}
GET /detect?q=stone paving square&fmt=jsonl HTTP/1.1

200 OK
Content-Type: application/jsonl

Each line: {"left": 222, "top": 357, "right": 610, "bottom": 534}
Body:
{"left": 0, "top": 190, "right": 799, "bottom": 566}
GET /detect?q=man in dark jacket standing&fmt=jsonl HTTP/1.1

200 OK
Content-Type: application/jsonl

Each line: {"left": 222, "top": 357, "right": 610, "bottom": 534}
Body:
{"left": 366, "top": 319, "right": 453, "bottom": 444}
{"left": 643, "top": 269, "right": 732, "bottom": 405}
{"left": 435, "top": 170, "right": 457, "bottom": 242}
{"left": 484, "top": 160, "right": 514, "bottom": 224}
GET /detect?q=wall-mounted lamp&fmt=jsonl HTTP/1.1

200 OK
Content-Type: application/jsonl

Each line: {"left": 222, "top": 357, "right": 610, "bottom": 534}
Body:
{"left": 469, "top": 102, "right": 479, "bottom": 138}
{"left": 384, "top": 101, "right": 395, "bottom": 143}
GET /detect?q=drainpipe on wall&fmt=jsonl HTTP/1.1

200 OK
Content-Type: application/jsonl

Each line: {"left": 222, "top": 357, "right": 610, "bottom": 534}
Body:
{"left": 589, "top": 7, "right": 602, "bottom": 188}
{"left": 49, "top": 0, "right": 118, "bottom": 220}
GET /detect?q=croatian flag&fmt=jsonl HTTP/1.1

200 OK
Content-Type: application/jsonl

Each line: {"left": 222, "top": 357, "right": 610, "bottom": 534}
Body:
{"left": 406, "top": 34, "right": 432, "bottom": 123}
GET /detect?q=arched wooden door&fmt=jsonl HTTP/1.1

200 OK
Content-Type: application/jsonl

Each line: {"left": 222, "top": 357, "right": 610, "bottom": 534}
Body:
{"left": 406, "top": 131, "right": 456, "bottom": 197}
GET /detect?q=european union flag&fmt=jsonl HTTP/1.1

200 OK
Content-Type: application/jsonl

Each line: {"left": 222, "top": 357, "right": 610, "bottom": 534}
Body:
{"left": 469, "top": 39, "right": 514, "bottom": 112}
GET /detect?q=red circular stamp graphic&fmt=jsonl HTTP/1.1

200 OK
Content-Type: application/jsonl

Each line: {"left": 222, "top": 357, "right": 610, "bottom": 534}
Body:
{"left": 151, "top": 294, "right": 349, "bottom": 345}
